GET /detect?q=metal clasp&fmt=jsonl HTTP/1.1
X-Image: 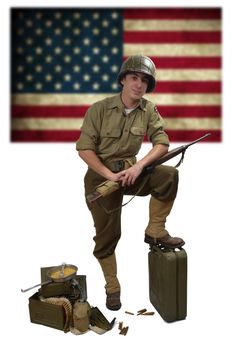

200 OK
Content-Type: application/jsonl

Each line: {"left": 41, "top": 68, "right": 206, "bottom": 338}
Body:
{"left": 113, "top": 160, "right": 125, "bottom": 172}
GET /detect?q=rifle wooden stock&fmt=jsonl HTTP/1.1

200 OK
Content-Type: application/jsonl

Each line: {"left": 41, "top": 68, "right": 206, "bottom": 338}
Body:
{"left": 86, "top": 133, "right": 211, "bottom": 203}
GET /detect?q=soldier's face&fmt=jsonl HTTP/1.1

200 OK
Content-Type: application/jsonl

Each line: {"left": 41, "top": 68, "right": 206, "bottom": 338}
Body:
{"left": 121, "top": 72, "right": 149, "bottom": 100}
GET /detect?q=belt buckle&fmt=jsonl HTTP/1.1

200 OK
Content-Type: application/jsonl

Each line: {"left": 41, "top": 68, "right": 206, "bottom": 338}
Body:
{"left": 114, "top": 160, "right": 124, "bottom": 172}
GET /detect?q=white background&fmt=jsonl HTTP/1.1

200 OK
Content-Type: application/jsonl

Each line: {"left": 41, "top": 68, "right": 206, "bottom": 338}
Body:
{"left": 1, "top": 1, "right": 232, "bottom": 349}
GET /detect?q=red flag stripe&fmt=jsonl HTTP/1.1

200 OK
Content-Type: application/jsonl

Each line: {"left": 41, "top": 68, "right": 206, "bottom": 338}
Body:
{"left": 124, "top": 31, "right": 221, "bottom": 44}
{"left": 12, "top": 105, "right": 220, "bottom": 119}
{"left": 123, "top": 56, "right": 221, "bottom": 69}
{"left": 11, "top": 130, "right": 80, "bottom": 142}
{"left": 164, "top": 130, "right": 221, "bottom": 142}
{"left": 152, "top": 57, "right": 221, "bottom": 69}
{"left": 124, "top": 8, "right": 221, "bottom": 20}
{"left": 156, "top": 81, "right": 221, "bottom": 93}
{"left": 158, "top": 106, "right": 221, "bottom": 118}
{"left": 11, "top": 105, "right": 88, "bottom": 118}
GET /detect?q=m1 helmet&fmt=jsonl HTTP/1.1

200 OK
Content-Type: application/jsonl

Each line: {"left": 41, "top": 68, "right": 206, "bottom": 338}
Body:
{"left": 117, "top": 55, "right": 156, "bottom": 93}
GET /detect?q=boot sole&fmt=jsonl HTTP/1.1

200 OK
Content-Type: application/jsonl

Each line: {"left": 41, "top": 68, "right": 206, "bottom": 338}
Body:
{"left": 144, "top": 235, "right": 185, "bottom": 249}
{"left": 106, "top": 303, "right": 122, "bottom": 311}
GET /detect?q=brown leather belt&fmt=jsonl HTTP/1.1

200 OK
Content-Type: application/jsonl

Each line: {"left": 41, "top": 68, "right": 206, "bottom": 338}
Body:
{"left": 104, "top": 157, "right": 136, "bottom": 172}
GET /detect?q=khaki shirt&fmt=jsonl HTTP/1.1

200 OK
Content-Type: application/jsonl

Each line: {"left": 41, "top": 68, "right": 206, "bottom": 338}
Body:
{"left": 76, "top": 93, "right": 169, "bottom": 163}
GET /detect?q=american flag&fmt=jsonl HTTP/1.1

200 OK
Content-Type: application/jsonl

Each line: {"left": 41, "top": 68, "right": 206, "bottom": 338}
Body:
{"left": 11, "top": 8, "right": 221, "bottom": 142}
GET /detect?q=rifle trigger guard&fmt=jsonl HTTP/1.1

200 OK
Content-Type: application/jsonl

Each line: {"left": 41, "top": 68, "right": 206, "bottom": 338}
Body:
{"left": 175, "top": 149, "right": 186, "bottom": 168}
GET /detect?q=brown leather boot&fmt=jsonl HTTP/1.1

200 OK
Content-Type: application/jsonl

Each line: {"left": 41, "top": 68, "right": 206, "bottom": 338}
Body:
{"left": 145, "top": 232, "right": 185, "bottom": 249}
{"left": 106, "top": 291, "right": 121, "bottom": 311}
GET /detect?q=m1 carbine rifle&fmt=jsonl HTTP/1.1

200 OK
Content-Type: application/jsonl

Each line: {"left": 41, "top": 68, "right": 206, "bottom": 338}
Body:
{"left": 86, "top": 133, "right": 211, "bottom": 204}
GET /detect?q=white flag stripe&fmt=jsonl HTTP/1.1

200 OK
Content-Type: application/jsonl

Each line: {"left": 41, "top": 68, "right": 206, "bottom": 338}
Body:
{"left": 124, "top": 44, "right": 221, "bottom": 57}
{"left": 157, "top": 69, "right": 220, "bottom": 81}
{"left": 12, "top": 118, "right": 84, "bottom": 130}
{"left": 124, "top": 19, "right": 221, "bottom": 31}
{"left": 147, "top": 93, "right": 220, "bottom": 105}
{"left": 12, "top": 93, "right": 113, "bottom": 105}
{"left": 12, "top": 93, "right": 221, "bottom": 106}
{"left": 12, "top": 117, "right": 220, "bottom": 131}
{"left": 165, "top": 117, "right": 220, "bottom": 130}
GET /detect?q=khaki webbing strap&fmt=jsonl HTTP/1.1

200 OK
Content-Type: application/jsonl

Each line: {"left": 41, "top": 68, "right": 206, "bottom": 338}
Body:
{"left": 95, "top": 180, "right": 120, "bottom": 196}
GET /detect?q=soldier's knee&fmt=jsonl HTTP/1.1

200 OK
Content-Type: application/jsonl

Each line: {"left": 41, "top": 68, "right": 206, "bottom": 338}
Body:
{"left": 171, "top": 166, "right": 179, "bottom": 184}
{"left": 160, "top": 165, "right": 179, "bottom": 185}
{"left": 168, "top": 167, "right": 179, "bottom": 199}
{"left": 153, "top": 165, "right": 179, "bottom": 201}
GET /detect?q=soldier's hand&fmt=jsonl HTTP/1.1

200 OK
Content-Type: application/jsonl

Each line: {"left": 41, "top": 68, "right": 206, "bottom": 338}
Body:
{"left": 107, "top": 172, "right": 125, "bottom": 182}
{"left": 119, "top": 163, "right": 143, "bottom": 186}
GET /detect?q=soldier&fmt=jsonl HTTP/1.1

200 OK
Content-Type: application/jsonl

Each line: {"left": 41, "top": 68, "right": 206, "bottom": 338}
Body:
{"left": 76, "top": 55, "right": 185, "bottom": 311}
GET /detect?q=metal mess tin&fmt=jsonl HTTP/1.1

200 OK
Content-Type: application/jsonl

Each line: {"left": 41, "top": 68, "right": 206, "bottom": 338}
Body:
{"left": 21, "top": 263, "right": 78, "bottom": 293}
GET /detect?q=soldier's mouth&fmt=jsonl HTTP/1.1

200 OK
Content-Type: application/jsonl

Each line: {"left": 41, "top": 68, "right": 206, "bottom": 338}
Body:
{"left": 132, "top": 90, "right": 142, "bottom": 95}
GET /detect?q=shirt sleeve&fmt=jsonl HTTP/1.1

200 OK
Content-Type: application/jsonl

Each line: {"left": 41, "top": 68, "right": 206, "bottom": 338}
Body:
{"left": 75, "top": 102, "right": 102, "bottom": 151}
{"left": 146, "top": 104, "right": 170, "bottom": 146}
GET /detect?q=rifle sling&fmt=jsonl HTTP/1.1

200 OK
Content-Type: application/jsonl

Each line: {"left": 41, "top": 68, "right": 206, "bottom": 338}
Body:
{"left": 174, "top": 149, "right": 186, "bottom": 168}
{"left": 98, "top": 174, "right": 149, "bottom": 214}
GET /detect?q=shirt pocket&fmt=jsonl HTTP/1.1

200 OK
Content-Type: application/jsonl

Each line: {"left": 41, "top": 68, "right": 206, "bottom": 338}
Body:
{"left": 128, "top": 126, "right": 145, "bottom": 153}
{"left": 130, "top": 126, "right": 145, "bottom": 137}
{"left": 99, "top": 128, "right": 121, "bottom": 154}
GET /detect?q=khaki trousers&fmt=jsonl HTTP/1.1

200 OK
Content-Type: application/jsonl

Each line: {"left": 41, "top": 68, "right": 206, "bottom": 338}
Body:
{"left": 84, "top": 165, "right": 178, "bottom": 259}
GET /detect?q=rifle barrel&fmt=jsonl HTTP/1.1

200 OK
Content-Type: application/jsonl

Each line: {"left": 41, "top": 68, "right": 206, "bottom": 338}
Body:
{"left": 186, "top": 133, "right": 211, "bottom": 148}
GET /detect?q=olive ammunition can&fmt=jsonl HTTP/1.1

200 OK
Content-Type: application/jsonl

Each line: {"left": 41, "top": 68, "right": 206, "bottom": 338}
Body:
{"left": 29, "top": 292, "right": 66, "bottom": 331}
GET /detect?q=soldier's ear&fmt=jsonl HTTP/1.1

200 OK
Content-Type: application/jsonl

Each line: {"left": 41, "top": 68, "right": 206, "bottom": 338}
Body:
{"left": 120, "top": 76, "right": 125, "bottom": 86}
